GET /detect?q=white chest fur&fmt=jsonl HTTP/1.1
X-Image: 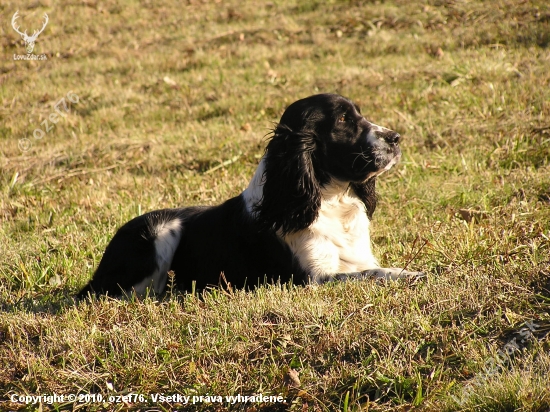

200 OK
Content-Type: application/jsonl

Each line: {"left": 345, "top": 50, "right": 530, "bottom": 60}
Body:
{"left": 282, "top": 181, "right": 379, "bottom": 282}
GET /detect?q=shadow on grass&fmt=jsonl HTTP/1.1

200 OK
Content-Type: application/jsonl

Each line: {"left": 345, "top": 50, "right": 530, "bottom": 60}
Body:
{"left": 0, "top": 288, "right": 78, "bottom": 315}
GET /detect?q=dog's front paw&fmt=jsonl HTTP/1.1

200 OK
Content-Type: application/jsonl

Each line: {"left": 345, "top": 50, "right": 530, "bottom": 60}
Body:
{"left": 362, "top": 268, "right": 426, "bottom": 282}
{"left": 399, "top": 269, "right": 426, "bottom": 279}
{"left": 399, "top": 270, "right": 426, "bottom": 285}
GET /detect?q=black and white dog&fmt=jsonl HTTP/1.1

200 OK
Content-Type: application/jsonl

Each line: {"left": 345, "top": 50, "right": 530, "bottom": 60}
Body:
{"left": 78, "top": 94, "right": 423, "bottom": 298}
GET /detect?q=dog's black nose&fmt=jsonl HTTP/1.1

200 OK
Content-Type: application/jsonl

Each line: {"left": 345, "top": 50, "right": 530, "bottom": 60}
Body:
{"left": 378, "top": 130, "right": 401, "bottom": 145}
{"left": 388, "top": 132, "right": 401, "bottom": 144}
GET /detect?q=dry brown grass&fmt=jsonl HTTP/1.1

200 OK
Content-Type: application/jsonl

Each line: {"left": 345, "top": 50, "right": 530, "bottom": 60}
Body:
{"left": 1, "top": 0, "right": 549, "bottom": 410}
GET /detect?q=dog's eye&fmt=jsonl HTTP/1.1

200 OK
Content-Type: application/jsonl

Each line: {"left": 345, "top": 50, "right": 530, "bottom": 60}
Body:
{"left": 338, "top": 114, "right": 346, "bottom": 123}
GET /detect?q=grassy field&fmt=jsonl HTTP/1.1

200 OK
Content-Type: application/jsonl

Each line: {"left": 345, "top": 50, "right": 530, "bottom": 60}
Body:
{"left": 1, "top": 0, "right": 550, "bottom": 410}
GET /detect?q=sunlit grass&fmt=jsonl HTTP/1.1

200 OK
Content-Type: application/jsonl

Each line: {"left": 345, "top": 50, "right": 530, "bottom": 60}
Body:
{"left": 1, "top": 0, "right": 549, "bottom": 410}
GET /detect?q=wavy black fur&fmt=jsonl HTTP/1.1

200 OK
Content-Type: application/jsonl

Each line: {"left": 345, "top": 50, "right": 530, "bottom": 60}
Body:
{"left": 256, "top": 124, "right": 323, "bottom": 234}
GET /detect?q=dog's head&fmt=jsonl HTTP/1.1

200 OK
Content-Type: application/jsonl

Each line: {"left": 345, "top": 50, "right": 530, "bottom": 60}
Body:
{"left": 257, "top": 93, "right": 402, "bottom": 234}
{"left": 278, "top": 93, "right": 401, "bottom": 182}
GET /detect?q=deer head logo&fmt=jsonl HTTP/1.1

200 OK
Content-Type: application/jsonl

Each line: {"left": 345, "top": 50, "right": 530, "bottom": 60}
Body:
{"left": 11, "top": 11, "right": 49, "bottom": 54}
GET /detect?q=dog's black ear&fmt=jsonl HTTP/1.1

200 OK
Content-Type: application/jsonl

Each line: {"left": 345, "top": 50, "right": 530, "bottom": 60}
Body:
{"left": 255, "top": 123, "right": 322, "bottom": 234}
{"left": 351, "top": 178, "right": 377, "bottom": 219}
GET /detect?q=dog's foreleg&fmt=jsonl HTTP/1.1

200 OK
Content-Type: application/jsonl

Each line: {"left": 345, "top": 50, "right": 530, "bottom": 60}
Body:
{"left": 318, "top": 268, "right": 425, "bottom": 284}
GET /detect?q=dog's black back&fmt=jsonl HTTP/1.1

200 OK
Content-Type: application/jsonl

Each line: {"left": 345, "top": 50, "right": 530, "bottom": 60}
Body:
{"left": 78, "top": 196, "right": 305, "bottom": 298}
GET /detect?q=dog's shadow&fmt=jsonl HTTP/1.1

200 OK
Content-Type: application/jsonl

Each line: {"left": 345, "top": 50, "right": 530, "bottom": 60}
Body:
{"left": 0, "top": 288, "right": 78, "bottom": 315}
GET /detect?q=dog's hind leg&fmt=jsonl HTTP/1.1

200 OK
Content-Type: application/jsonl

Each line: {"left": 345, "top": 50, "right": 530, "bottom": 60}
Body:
{"left": 132, "top": 218, "right": 182, "bottom": 295}
{"left": 77, "top": 210, "right": 183, "bottom": 298}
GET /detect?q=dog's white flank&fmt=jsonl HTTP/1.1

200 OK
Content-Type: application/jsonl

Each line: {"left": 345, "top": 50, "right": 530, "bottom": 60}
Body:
{"left": 133, "top": 218, "right": 182, "bottom": 294}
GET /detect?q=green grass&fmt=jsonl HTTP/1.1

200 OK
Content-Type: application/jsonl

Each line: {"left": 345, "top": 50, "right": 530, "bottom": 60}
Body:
{"left": 1, "top": 0, "right": 549, "bottom": 410}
